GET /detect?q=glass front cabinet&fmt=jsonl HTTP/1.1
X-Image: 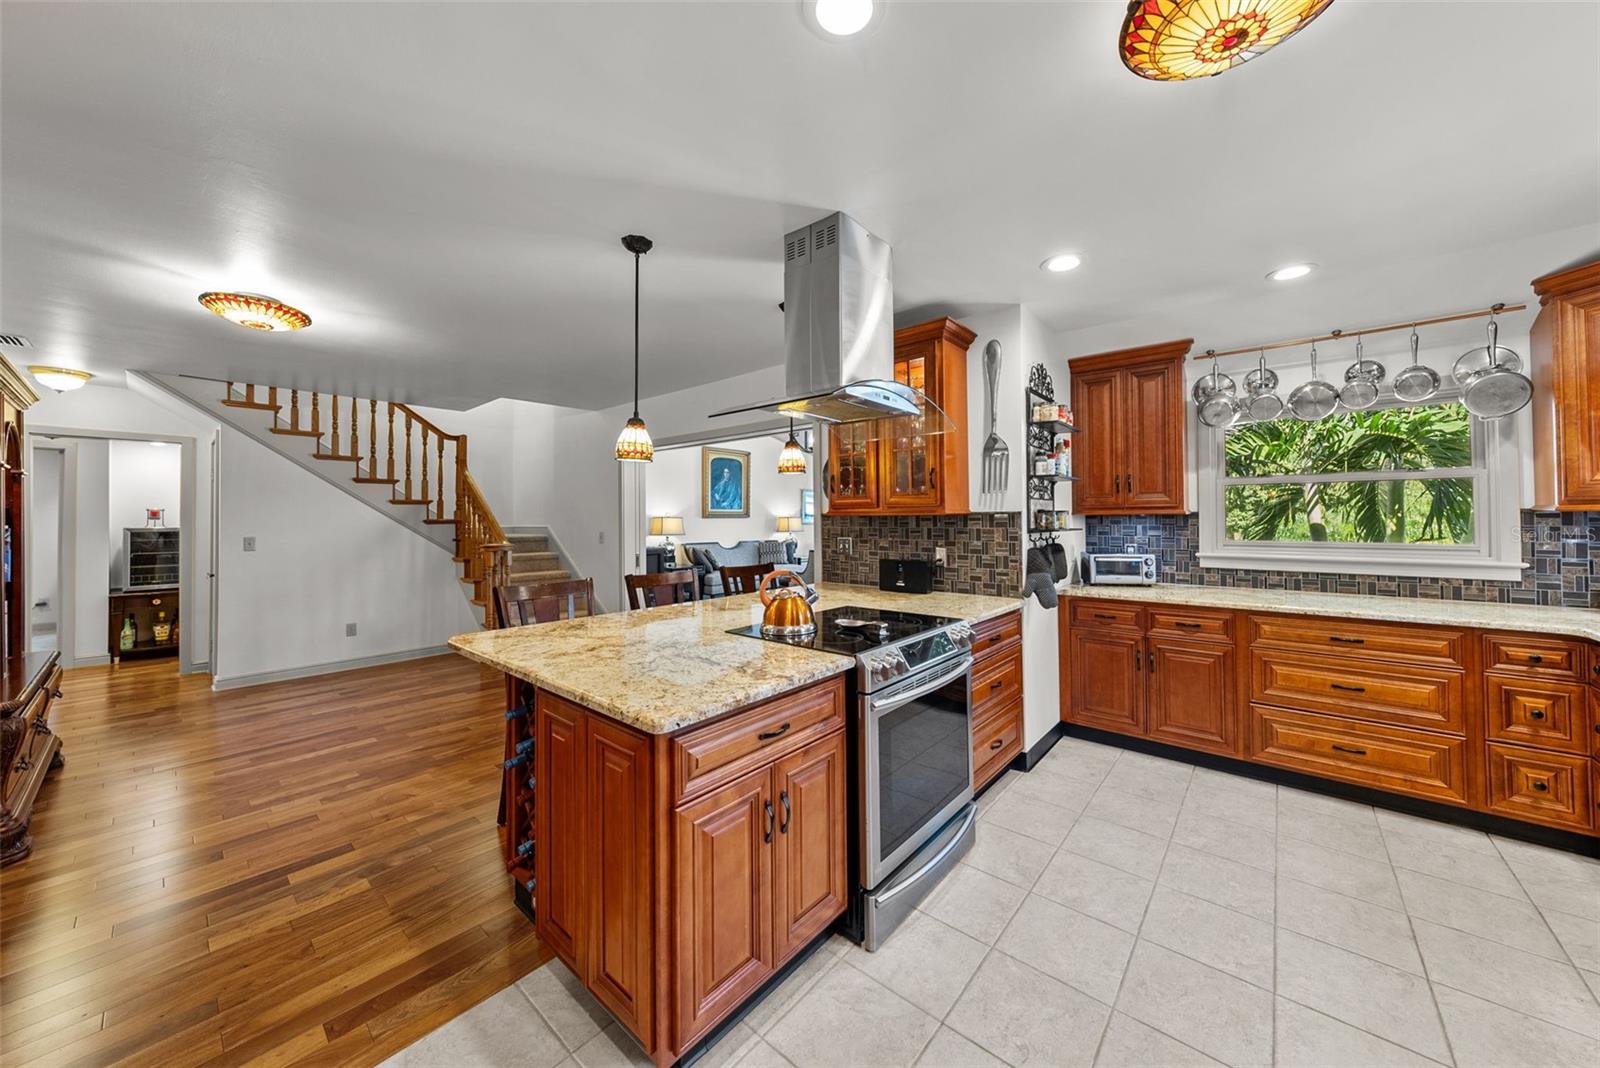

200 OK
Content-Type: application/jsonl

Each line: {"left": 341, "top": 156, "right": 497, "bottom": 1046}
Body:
{"left": 825, "top": 317, "right": 974, "bottom": 516}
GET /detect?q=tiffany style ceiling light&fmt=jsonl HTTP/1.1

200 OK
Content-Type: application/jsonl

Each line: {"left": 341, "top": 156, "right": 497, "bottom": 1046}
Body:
{"left": 1120, "top": 0, "right": 1335, "bottom": 81}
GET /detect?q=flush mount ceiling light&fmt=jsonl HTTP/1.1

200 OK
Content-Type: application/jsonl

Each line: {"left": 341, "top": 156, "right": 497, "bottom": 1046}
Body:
{"left": 149, "top": 440, "right": 172, "bottom": 448}
{"left": 197, "top": 291, "right": 312, "bottom": 332}
{"left": 27, "top": 366, "right": 93, "bottom": 392}
{"left": 1268, "top": 263, "right": 1317, "bottom": 282}
{"left": 1120, "top": 0, "right": 1335, "bottom": 81}
{"left": 1041, "top": 253, "right": 1083, "bottom": 273}
{"left": 777, "top": 418, "right": 808, "bottom": 474}
{"left": 615, "top": 235, "right": 655, "bottom": 463}
{"left": 813, "top": 0, "right": 873, "bottom": 36}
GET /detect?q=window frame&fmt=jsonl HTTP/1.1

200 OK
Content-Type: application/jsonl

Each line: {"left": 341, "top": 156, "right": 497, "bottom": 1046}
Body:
{"left": 1196, "top": 390, "right": 1525, "bottom": 581}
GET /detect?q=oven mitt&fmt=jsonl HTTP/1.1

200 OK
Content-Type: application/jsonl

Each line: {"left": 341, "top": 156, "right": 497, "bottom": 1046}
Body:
{"left": 1024, "top": 548, "right": 1059, "bottom": 609}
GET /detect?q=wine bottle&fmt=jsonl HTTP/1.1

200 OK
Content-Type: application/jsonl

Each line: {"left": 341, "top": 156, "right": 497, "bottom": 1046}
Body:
{"left": 120, "top": 615, "right": 136, "bottom": 651}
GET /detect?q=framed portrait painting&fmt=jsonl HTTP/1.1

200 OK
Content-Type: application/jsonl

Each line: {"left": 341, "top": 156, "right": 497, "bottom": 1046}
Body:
{"left": 701, "top": 447, "right": 750, "bottom": 518}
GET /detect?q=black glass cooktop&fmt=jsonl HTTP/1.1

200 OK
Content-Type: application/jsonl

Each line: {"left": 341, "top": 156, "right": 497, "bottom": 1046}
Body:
{"left": 728, "top": 605, "right": 960, "bottom": 657}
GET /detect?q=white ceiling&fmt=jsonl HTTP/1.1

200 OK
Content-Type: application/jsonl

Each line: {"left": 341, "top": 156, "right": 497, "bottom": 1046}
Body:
{"left": 3, "top": 1, "right": 1596, "bottom": 410}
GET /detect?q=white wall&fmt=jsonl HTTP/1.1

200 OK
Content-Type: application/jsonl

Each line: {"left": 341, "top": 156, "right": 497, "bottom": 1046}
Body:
{"left": 953, "top": 306, "right": 1026, "bottom": 515}
{"left": 28, "top": 447, "right": 62, "bottom": 633}
{"left": 213, "top": 426, "right": 479, "bottom": 686}
{"left": 645, "top": 433, "right": 814, "bottom": 559}
{"left": 108, "top": 439, "right": 181, "bottom": 587}
{"left": 71, "top": 439, "right": 111, "bottom": 665}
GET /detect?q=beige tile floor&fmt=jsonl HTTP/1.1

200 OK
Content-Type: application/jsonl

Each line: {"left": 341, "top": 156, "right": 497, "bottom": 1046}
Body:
{"left": 382, "top": 737, "right": 1600, "bottom": 1068}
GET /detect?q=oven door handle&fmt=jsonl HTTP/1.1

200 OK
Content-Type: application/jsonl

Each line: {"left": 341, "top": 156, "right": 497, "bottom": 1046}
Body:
{"left": 873, "top": 805, "right": 977, "bottom": 906}
{"left": 866, "top": 656, "right": 974, "bottom": 715}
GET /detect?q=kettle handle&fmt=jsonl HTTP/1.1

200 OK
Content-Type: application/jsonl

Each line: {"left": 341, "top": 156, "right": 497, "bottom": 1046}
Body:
{"left": 758, "top": 569, "right": 806, "bottom": 606}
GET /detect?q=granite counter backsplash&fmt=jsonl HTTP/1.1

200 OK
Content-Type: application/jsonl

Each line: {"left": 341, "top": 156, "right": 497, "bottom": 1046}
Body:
{"left": 1083, "top": 510, "right": 1599, "bottom": 609}
{"left": 819, "top": 512, "right": 1022, "bottom": 597}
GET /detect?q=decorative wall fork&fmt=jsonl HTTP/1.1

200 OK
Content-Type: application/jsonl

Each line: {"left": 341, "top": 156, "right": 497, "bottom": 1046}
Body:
{"left": 981, "top": 339, "right": 1009, "bottom": 495}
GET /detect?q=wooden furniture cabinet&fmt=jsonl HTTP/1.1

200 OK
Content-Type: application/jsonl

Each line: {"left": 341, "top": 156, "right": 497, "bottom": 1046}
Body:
{"left": 971, "top": 611, "right": 1024, "bottom": 789}
{"left": 825, "top": 317, "right": 974, "bottom": 516}
{"left": 1068, "top": 339, "right": 1191, "bottom": 515}
{"left": 1061, "top": 596, "right": 1600, "bottom": 838}
{"left": 108, "top": 586, "right": 181, "bottom": 661}
{"left": 535, "top": 675, "right": 848, "bottom": 1066}
{"left": 1529, "top": 259, "right": 1600, "bottom": 510}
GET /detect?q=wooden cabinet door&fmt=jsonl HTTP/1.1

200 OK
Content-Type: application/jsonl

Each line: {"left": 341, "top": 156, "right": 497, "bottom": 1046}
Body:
{"left": 1556, "top": 296, "right": 1600, "bottom": 507}
{"left": 674, "top": 767, "right": 774, "bottom": 1047}
{"left": 882, "top": 339, "right": 944, "bottom": 512}
{"left": 1124, "top": 361, "right": 1184, "bottom": 512}
{"left": 1147, "top": 637, "right": 1235, "bottom": 754}
{"left": 1069, "top": 630, "right": 1145, "bottom": 735}
{"left": 825, "top": 422, "right": 879, "bottom": 513}
{"left": 535, "top": 694, "right": 588, "bottom": 971}
{"left": 772, "top": 731, "right": 848, "bottom": 962}
{"left": 584, "top": 717, "right": 653, "bottom": 1040}
{"left": 1071, "top": 368, "right": 1123, "bottom": 512}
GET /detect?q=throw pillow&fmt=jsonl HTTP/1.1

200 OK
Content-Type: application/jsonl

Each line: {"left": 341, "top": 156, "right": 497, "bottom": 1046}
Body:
{"left": 700, "top": 548, "right": 720, "bottom": 570}
{"left": 757, "top": 540, "right": 786, "bottom": 565}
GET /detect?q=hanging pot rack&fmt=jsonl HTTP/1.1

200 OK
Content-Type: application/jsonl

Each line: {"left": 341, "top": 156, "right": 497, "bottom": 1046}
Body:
{"left": 1192, "top": 302, "right": 1527, "bottom": 363}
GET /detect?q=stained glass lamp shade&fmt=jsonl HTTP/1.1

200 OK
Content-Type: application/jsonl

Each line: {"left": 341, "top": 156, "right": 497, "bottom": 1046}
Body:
{"left": 197, "top": 291, "right": 312, "bottom": 331}
{"left": 777, "top": 419, "right": 807, "bottom": 474}
{"left": 1120, "top": 0, "right": 1335, "bottom": 81}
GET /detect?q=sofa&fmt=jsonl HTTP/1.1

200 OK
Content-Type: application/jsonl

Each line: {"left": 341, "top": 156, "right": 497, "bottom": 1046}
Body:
{"left": 680, "top": 540, "right": 814, "bottom": 598}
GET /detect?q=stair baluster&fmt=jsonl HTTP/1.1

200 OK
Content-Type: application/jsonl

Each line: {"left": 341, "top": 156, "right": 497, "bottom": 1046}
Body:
{"left": 349, "top": 396, "right": 359, "bottom": 462}
{"left": 329, "top": 393, "right": 340, "bottom": 456}
{"left": 290, "top": 389, "right": 301, "bottom": 431}
{"left": 386, "top": 404, "right": 396, "bottom": 483}
{"left": 368, "top": 399, "right": 378, "bottom": 479}
{"left": 436, "top": 434, "right": 446, "bottom": 520}
{"left": 403, "top": 413, "right": 413, "bottom": 499}
{"left": 311, "top": 392, "right": 321, "bottom": 436}
{"left": 268, "top": 386, "right": 278, "bottom": 410}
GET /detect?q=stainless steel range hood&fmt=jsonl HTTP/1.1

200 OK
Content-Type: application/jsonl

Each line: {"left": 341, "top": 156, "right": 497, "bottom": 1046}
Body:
{"left": 711, "top": 212, "right": 949, "bottom": 431}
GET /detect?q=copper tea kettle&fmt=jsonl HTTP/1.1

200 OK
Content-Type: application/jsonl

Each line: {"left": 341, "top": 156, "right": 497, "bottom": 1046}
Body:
{"left": 758, "top": 571, "right": 818, "bottom": 637}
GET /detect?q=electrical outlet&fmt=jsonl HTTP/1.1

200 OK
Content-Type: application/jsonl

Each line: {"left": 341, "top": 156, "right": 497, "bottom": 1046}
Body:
{"left": 934, "top": 546, "right": 947, "bottom": 567}
{"left": 345, "top": 622, "right": 358, "bottom": 637}
{"left": 837, "top": 536, "right": 853, "bottom": 553}
{"left": 242, "top": 536, "right": 256, "bottom": 552}
{"left": 1125, "top": 544, "right": 1139, "bottom": 553}
{"left": 598, "top": 530, "right": 605, "bottom": 544}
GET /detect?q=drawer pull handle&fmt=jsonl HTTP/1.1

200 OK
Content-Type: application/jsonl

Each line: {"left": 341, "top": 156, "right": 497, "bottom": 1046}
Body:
{"left": 1529, "top": 710, "right": 1547, "bottom": 721}
{"left": 1331, "top": 744, "right": 1367, "bottom": 756}
{"left": 1175, "top": 622, "right": 1203, "bottom": 629}
{"left": 989, "top": 738, "right": 1004, "bottom": 751}
{"left": 1094, "top": 613, "right": 1117, "bottom": 621}
{"left": 780, "top": 791, "right": 791, "bottom": 834}
{"left": 989, "top": 680, "right": 1004, "bottom": 691}
{"left": 758, "top": 723, "right": 792, "bottom": 742}
{"left": 764, "top": 800, "right": 775, "bottom": 842}
{"left": 1527, "top": 654, "right": 1544, "bottom": 664}
{"left": 1330, "top": 683, "right": 1366, "bottom": 693}
{"left": 1532, "top": 781, "right": 1549, "bottom": 793}
{"left": 1329, "top": 636, "right": 1365, "bottom": 645}
{"left": 1135, "top": 649, "right": 1142, "bottom": 672}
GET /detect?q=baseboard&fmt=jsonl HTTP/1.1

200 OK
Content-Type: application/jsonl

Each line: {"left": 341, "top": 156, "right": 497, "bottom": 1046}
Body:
{"left": 63, "top": 653, "right": 111, "bottom": 669}
{"left": 210, "top": 644, "right": 451, "bottom": 691}
{"left": 1017, "top": 722, "right": 1066, "bottom": 773}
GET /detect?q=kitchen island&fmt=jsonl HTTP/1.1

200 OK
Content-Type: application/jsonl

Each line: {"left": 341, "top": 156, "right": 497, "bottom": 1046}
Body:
{"left": 449, "top": 583, "right": 1019, "bottom": 1067}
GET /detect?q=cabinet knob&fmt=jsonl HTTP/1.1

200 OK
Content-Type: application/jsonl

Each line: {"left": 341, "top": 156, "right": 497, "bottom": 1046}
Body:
{"left": 1530, "top": 710, "right": 1546, "bottom": 721}
{"left": 1532, "top": 781, "right": 1549, "bottom": 793}
{"left": 1527, "top": 654, "right": 1544, "bottom": 664}
{"left": 989, "top": 738, "right": 1004, "bottom": 751}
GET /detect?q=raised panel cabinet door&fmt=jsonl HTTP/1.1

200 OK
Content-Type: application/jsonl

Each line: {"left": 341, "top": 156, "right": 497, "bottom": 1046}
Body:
{"left": 535, "top": 694, "right": 587, "bottom": 971}
{"left": 674, "top": 767, "right": 774, "bottom": 1048}
{"left": 1070, "top": 368, "right": 1123, "bottom": 512}
{"left": 824, "top": 422, "right": 879, "bottom": 513}
{"left": 1147, "top": 637, "right": 1236, "bottom": 754}
{"left": 584, "top": 717, "right": 654, "bottom": 1042}
{"left": 1069, "top": 630, "right": 1144, "bottom": 735}
{"left": 772, "top": 730, "right": 848, "bottom": 962}
{"left": 1124, "top": 361, "right": 1184, "bottom": 512}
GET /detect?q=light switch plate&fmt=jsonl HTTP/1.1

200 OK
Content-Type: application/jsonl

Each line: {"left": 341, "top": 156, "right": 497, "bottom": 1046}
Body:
{"left": 346, "top": 623, "right": 357, "bottom": 637}
{"left": 243, "top": 536, "right": 256, "bottom": 552}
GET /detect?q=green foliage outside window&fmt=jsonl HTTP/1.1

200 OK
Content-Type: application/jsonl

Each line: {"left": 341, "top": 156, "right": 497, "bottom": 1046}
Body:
{"left": 1222, "top": 404, "right": 1475, "bottom": 545}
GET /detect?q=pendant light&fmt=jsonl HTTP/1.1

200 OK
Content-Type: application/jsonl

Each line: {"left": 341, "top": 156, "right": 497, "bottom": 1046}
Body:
{"left": 777, "top": 418, "right": 807, "bottom": 474}
{"left": 615, "top": 234, "right": 655, "bottom": 463}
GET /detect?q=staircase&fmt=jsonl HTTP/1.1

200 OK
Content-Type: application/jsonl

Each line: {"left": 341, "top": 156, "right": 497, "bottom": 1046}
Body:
{"left": 199, "top": 380, "right": 572, "bottom": 622}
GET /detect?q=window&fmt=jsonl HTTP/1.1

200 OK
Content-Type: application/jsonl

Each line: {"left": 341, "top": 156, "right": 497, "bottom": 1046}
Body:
{"left": 1197, "top": 396, "right": 1523, "bottom": 580}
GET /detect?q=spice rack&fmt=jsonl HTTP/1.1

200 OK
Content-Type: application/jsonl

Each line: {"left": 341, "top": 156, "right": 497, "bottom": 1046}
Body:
{"left": 1026, "top": 363, "right": 1081, "bottom": 546}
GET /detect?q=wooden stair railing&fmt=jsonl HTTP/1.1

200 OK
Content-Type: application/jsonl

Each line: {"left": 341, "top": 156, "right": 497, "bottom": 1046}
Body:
{"left": 223, "top": 381, "right": 512, "bottom": 619}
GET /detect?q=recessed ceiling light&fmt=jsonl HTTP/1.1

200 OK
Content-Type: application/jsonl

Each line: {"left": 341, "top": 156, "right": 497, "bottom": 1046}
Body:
{"left": 27, "top": 366, "right": 93, "bottom": 392}
{"left": 197, "top": 291, "right": 312, "bottom": 331}
{"left": 1041, "top": 253, "right": 1083, "bottom": 273}
{"left": 813, "top": 0, "right": 873, "bottom": 36}
{"left": 1268, "top": 263, "right": 1316, "bottom": 282}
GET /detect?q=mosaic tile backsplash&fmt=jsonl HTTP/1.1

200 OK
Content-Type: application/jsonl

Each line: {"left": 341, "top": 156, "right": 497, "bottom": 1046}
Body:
{"left": 820, "top": 513, "right": 1023, "bottom": 597}
{"left": 1083, "top": 511, "right": 1600, "bottom": 609}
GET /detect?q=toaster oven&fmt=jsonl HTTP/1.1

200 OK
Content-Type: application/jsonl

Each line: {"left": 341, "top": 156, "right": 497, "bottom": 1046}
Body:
{"left": 1081, "top": 553, "right": 1157, "bottom": 586}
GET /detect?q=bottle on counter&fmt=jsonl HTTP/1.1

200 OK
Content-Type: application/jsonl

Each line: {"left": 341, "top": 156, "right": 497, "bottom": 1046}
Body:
{"left": 152, "top": 611, "right": 172, "bottom": 644}
{"left": 120, "top": 615, "right": 136, "bottom": 651}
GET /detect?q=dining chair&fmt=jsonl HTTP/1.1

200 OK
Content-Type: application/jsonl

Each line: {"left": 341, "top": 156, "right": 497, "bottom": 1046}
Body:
{"left": 625, "top": 570, "right": 700, "bottom": 610}
{"left": 494, "top": 577, "right": 596, "bottom": 628}
{"left": 719, "top": 563, "right": 776, "bottom": 596}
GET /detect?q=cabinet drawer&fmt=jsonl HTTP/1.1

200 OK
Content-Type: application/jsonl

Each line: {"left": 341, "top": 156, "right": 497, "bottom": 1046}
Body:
{"left": 1247, "top": 705, "right": 1468, "bottom": 805}
{"left": 1147, "top": 607, "right": 1233, "bottom": 643}
{"left": 1485, "top": 744, "right": 1595, "bottom": 832}
{"left": 1250, "top": 615, "right": 1464, "bottom": 667}
{"left": 1070, "top": 601, "right": 1141, "bottom": 632}
{"left": 1486, "top": 676, "right": 1590, "bottom": 755}
{"left": 973, "top": 701, "right": 1021, "bottom": 790}
{"left": 1251, "top": 650, "right": 1465, "bottom": 734}
{"left": 972, "top": 648, "right": 1022, "bottom": 725}
{"left": 972, "top": 612, "right": 1021, "bottom": 660}
{"left": 1485, "top": 633, "right": 1585, "bottom": 680}
{"left": 673, "top": 678, "right": 845, "bottom": 803}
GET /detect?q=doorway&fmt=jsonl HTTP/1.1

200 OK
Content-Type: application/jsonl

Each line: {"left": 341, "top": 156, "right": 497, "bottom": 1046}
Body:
{"left": 26, "top": 443, "right": 65, "bottom": 653}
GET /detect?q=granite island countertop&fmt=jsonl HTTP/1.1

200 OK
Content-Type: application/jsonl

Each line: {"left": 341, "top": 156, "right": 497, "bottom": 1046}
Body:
{"left": 1056, "top": 581, "right": 1600, "bottom": 642}
{"left": 449, "top": 583, "right": 1021, "bottom": 734}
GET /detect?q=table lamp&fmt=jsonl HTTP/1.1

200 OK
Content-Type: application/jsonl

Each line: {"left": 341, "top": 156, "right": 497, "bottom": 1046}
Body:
{"left": 649, "top": 515, "right": 685, "bottom": 556}
{"left": 775, "top": 515, "right": 802, "bottom": 548}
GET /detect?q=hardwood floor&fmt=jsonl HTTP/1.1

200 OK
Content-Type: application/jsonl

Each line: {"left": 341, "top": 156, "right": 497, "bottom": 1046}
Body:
{"left": 0, "top": 654, "right": 550, "bottom": 1067}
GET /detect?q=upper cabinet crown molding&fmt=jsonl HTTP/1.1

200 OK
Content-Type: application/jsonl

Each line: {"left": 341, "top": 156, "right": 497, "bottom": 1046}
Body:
{"left": 0, "top": 354, "right": 40, "bottom": 412}
{"left": 1528, "top": 258, "right": 1600, "bottom": 511}
{"left": 891, "top": 316, "right": 978, "bottom": 348}
{"left": 1068, "top": 338, "right": 1192, "bottom": 516}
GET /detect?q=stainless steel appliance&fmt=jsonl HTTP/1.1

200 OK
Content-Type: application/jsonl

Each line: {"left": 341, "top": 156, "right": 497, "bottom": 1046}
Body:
{"left": 1081, "top": 552, "right": 1157, "bottom": 586}
{"left": 728, "top": 605, "right": 978, "bottom": 950}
